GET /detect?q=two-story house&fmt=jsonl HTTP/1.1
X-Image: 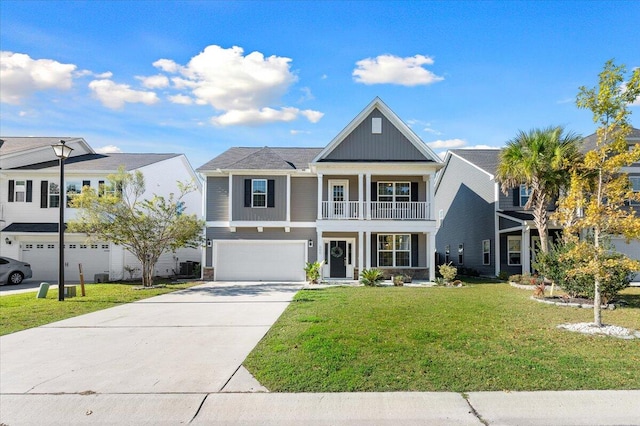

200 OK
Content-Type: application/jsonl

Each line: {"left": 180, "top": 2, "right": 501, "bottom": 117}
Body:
{"left": 434, "top": 149, "right": 562, "bottom": 277}
{"left": 0, "top": 137, "right": 202, "bottom": 283}
{"left": 434, "top": 128, "right": 640, "bottom": 278}
{"left": 197, "top": 98, "right": 443, "bottom": 282}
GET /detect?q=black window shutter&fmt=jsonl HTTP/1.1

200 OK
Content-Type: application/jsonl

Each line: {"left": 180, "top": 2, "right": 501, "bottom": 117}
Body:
{"left": 244, "top": 179, "right": 251, "bottom": 207}
{"left": 370, "top": 234, "right": 377, "bottom": 267}
{"left": 41, "top": 181, "right": 48, "bottom": 208}
{"left": 371, "top": 182, "right": 377, "bottom": 201}
{"left": 8, "top": 180, "right": 14, "bottom": 202}
{"left": 411, "top": 234, "right": 419, "bottom": 267}
{"left": 26, "top": 180, "right": 33, "bottom": 202}
{"left": 512, "top": 188, "right": 520, "bottom": 206}
{"left": 411, "top": 182, "right": 419, "bottom": 202}
{"left": 267, "top": 179, "right": 275, "bottom": 208}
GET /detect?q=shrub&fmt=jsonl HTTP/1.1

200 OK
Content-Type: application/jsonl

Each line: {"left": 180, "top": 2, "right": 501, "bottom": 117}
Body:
{"left": 498, "top": 271, "right": 510, "bottom": 281}
{"left": 438, "top": 263, "right": 457, "bottom": 283}
{"left": 508, "top": 274, "right": 522, "bottom": 284}
{"left": 360, "top": 269, "right": 384, "bottom": 287}
{"left": 393, "top": 275, "right": 404, "bottom": 286}
{"left": 304, "top": 261, "right": 324, "bottom": 284}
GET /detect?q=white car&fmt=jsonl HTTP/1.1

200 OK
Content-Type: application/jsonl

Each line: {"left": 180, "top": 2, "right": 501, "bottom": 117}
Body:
{"left": 0, "top": 256, "right": 33, "bottom": 285}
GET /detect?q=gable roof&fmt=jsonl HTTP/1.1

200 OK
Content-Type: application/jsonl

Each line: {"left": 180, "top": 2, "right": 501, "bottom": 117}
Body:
{"left": 312, "top": 97, "right": 441, "bottom": 163}
{"left": 450, "top": 149, "right": 502, "bottom": 176}
{"left": 198, "top": 147, "right": 322, "bottom": 171}
{"left": 0, "top": 137, "right": 93, "bottom": 156}
{"left": 12, "top": 153, "right": 182, "bottom": 171}
{"left": 581, "top": 127, "right": 640, "bottom": 152}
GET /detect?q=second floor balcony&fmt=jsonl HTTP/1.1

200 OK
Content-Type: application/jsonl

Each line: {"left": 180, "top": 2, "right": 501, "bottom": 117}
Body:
{"left": 321, "top": 201, "right": 431, "bottom": 220}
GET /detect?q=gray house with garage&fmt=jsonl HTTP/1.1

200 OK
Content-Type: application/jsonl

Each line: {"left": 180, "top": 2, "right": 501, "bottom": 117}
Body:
{"left": 197, "top": 98, "right": 443, "bottom": 282}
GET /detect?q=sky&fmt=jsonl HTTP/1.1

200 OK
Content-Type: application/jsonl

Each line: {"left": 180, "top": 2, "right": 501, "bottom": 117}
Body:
{"left": 1, "top": 0, "right": 639, "bottom": 169}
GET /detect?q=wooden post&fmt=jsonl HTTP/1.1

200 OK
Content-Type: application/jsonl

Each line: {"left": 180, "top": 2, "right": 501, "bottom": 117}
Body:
{"left": 78, "top": 263, "right": 86, "bottom": 296}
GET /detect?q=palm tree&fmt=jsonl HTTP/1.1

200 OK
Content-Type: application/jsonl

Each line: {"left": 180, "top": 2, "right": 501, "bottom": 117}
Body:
{"left": 497, "top": 126, "right": 582, "bottom": 255}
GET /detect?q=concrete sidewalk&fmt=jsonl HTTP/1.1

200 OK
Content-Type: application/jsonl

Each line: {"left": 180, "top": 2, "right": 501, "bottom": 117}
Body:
{"left": 1, "top": 281, "right": 639, "bottom": 425}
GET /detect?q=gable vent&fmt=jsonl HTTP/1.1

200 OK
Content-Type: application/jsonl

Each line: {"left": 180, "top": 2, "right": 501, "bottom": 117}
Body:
{"left": 372, "top": 117, "right": 382, "bottom": 134}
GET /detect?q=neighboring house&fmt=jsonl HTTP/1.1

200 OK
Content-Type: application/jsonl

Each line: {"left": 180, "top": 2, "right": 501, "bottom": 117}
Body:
{"left": 434, "top": 149, "right": 562, "bottom": 277}
{"left": 197, "top": 98, "right": 443, "bottom": 282}
{"left": 0, "top": 137, "right": 202, "bottom": 283}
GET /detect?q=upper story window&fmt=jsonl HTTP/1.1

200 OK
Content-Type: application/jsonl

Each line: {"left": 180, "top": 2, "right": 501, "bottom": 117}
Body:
{"left": 66, "top": 181, "right": 90, "bottom": 207}
{"left": 14, "top": 180, "right": 26, "bottom": 202}
{"left": 630, "top": 176, "right": 640, "bottom": 206}
{"left": 252, "top": 179, "right": 267, "bottom": 208}
{"left": 519, "top": 184, "right": 532, "bottom": 207}
{"left": 49, "top": 182, "right": 60, "bottom": 208}
{"left": 378, "top": 182, "right": 410, "bottom": 203}
{"left": 7, "top": 179, "right": 32, "bottom": 203}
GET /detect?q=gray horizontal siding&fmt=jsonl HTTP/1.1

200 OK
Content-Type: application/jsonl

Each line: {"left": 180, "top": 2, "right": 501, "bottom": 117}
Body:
{"left": 291, "top": 177, "right": 317, "bottom": 221}
{"left": 323, "top": 109, "right": 428, "bottom": 162}
{"left": 232, "top": 175, "right": 286, "bottom": 221}
{"left": 205, "top": 227, "right": 317, "bottom": 267}
{"left": 435, "top": 155, "right": 496, "bottom": 276}
{"left": 206, "top": 177, "right": 228, "bottom": 221}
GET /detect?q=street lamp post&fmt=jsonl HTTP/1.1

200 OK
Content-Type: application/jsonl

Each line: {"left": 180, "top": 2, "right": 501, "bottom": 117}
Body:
{"left": 52, "top": 140, "right": 73, "bottom": 301}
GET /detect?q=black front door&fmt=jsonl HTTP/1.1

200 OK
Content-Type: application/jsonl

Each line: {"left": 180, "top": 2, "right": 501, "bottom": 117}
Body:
{"left": 329, "top": 240, "right": 347, "bottom": 277}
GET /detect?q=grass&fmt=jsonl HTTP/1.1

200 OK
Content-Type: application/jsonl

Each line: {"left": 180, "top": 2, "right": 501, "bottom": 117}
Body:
{"left": 0, "top": 281, "right": 201, "bottom": 336}
{"left": 244, "top": 283, "right": 640, "bottom": 392}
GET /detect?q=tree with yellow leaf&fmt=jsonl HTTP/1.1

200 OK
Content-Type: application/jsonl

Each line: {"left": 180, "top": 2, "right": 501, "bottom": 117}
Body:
{"left": 554, "top": 60, "right": 640, "bottom": 326}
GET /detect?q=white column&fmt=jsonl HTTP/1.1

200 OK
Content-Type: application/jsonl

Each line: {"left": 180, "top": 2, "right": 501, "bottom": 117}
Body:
{"left": 365, "top": 231, "right": 371, "bottom": 269}
{"left": 366, "top": 173, "right": 372, "bottom": 220}
{"left": 358, "top": 231, "right": 364, "bottom": 276}
{"left": 286, "top": 174, "right": 291, "bottom": 222}
{"left": 317, "top": 173, "right": 323, "bottom": 220}
{"left": 228, "top": 173, "right": 233, "bottom": 222}
{"left": 429, "top": 232, "right": 436, "bottom": 281}
{"left": 427, "top": 173, "right": 433, "bottom": 220}
{"left": 494, "top": 182, "right": 501, "bottom": 277}
{"left": 358, "top": 173, "right": 364, "bottom": 220}
{"left": 522, "top": 228, "right": 531, "bottom": 274}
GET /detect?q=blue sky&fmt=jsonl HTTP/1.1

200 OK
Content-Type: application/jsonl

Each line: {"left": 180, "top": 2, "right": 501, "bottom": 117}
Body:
{"left": 1, "top": 1, "right": 639, "bottom": 168}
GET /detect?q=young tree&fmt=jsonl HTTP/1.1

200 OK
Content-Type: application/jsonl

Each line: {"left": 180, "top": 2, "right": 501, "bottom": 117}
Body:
{"left": 67, "top": 167, "right": 205, "bottom": 287}
{"left": 497, "top": 126, "right": 582, "bottom": 254}
{"left": 554, "top": 60, "right": 640, "bottom": 326}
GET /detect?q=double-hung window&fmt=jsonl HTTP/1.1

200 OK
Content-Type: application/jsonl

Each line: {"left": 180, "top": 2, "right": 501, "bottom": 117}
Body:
{"left": 507, "top": 236, "right": 522, "bottom": 265}
{"left": 519, "top": 184, "right": 532, "bottom": 207}
{"left": 378, "top": 234, "right": 411, "bottom": 267}
{"left": 49, "top": 183, "right": 60, "bottom": 208}
{"left": 14, "top": 180, "right": 26, "bottom": 202}
{"left": 66, "top": 181, "right": 83, "bottom": 207}
{"left": 630, "top": 176, "right": 640, "bottom": 206}
{"left": 378, "top": 182, "right": 410, "bottom": 203}
{"left": 482, "top": 240, "right": 491, "bottom": 265}
{"left": 252, "top": 179, "right": 267, "bottom": 208}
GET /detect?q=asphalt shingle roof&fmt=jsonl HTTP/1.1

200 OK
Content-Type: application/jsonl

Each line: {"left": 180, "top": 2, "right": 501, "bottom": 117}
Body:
{"left": 13, "top": 153, "right": 181, "bottom": 171}
{"left": 0, "top": 137, "right": 85, "bottom": 156}
{"left": 450, "top": 149, "right": 502, "bottom": 176}
{"left": 198, "top": 147, "right": 323, "bottom": 171}
{"left": 581, "top": 127, "right": 640, "bottom": 152}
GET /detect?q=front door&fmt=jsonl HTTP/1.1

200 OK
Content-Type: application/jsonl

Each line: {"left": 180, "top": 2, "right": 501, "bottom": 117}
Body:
{"left": 329, "top": 240, "right": 347, "bottom": 278}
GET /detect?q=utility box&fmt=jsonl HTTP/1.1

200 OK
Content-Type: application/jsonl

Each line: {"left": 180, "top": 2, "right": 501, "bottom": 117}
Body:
{"left": 64, "top": 285, "right": 77, "bottom": 298}
{"left": 94, "top": 273, "right": 109, "bottom": 283}
{"left": 36, "top": 282, "right": 50, "bottom": 299}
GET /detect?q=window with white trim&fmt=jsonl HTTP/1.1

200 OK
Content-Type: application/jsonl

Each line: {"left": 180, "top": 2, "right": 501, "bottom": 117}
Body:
{"left": 630, "top": 176, "right": 640, "bottom": 206}
{"left": 378, "top": 234, "right": 411, "bottom": 267}
{"left": 49, "top": 182, "right": 60, "bottom": 208}
{"left": 252, "top": 179, "right": 267, "bottom": 208}
{"left": 482, "top": 239, "right": 491, "bottom": 265}
{"left": 14, "top": 180, "right": 26, "bottom": 202}
{"left": 378, "top": 182, "right": 410, "bottom": 202}
{"left": 508, "top": 235, "right": 522, "bottom": 265}
{"left": 66, "top": 181, "right": 82, "bottom": 207}
{"left": 519, "top": 184, "right": 532, "bottom": 207}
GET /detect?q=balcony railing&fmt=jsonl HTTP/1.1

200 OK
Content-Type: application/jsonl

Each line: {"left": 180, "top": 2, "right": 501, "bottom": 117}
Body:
{"left": 321, "top": 201, "right": 431, "bottom": 220}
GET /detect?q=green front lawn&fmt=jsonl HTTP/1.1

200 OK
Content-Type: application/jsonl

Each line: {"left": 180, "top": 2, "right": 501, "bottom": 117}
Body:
{"left": 244, "top": 283, "right": 640, "bottom": 392}
{"left": 0, "top": 281, "right": 200, "bottom": 336}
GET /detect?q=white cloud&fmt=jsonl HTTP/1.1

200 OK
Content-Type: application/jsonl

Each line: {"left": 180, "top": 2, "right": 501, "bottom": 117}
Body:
{"left": 88, "top": 79, "right": 160, "bottom": 109}
{"left": 150, "top": 45, "right": 323, "bottom": 125}
{"left": 298, "top": 86, "right": 314, "bottom": 102}
{"left": 290, "top": 129, "right": 311, "bottom": 135}
{"left": 0, "top": 51, "right": 77, "bottom": 104}
{"left": 353, "top": 54, "right": 444, "bottom": 86}
{"left": 137, "top": 74, "right": 169, "bottom": 89}
{"left": 95, "top": 144, "right": 123, "bottom": 154}
{"left": 465, "top": 144, "right": 500, "bottom": 150}
{"left": 427, "top": 139, "right": 467, "bottom": 149}
{"left": 168, "top": 94, "right": 194, "bottom": 105}
{"left": 211, "top": 107, "right": 323, "bottom": 126}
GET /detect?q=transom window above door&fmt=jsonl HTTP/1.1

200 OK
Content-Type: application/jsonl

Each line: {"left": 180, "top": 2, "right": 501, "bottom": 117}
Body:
{"left": 378, "top": 182, "right": 410, "bottom": 202}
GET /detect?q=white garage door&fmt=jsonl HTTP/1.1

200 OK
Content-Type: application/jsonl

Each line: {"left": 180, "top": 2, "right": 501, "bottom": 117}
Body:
{"left": 611, "top": 238, "right": 640, "bottom": 281}
{"left": 22, "top": 242, "right": 110, "bottom": 282}
{"left": 215, "top": 240, "right": 306, "bottom": 281}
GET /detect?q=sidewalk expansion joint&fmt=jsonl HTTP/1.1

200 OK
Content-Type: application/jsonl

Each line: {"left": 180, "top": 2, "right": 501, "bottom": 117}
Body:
{"left": 461, "top": 392, "right": 489, "bottom": 426}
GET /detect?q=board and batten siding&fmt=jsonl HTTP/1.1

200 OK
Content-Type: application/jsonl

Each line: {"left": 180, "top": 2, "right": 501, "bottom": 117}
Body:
{"left": 435, "top": 154, "right": 496, "bottom": 275}
{"left": 206, "top": 176, "right": 229, "bottom": 221}
{"left": 291, "top": 177, "right": 317, "bottom": 221}
{"left": 231, "top": 175, "right": 286, "bottom": 221}
{"left": 322, "top": 109, "right": 428, "bottom": 162}
{"left": 205, "top": 227, "right": 317, "bottom": 267}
